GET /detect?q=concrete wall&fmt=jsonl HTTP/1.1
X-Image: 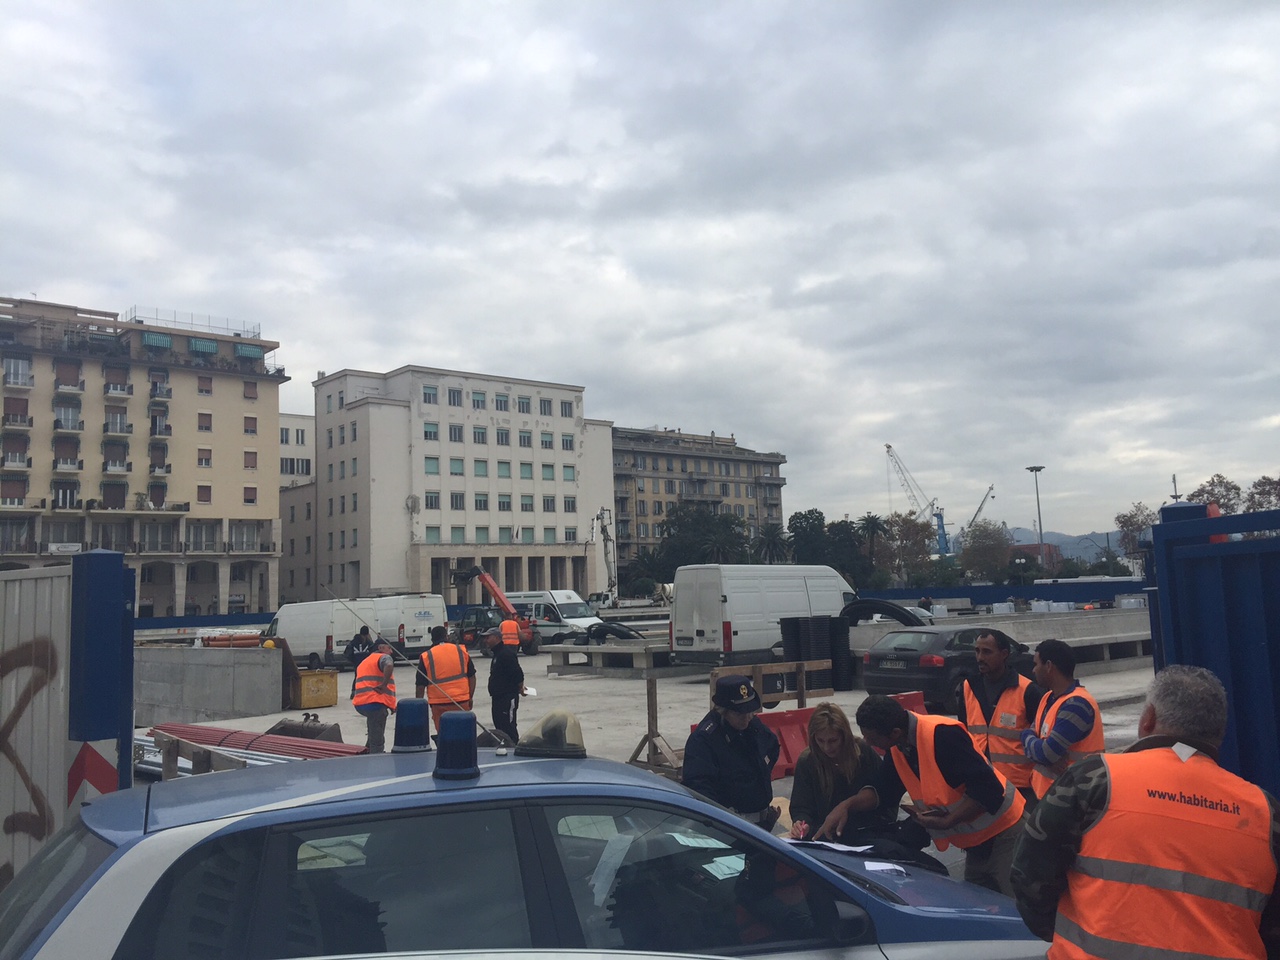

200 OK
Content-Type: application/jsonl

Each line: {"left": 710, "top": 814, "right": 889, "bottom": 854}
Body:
{"left": 134, "top": 646, "right": 282, "bottom": 727}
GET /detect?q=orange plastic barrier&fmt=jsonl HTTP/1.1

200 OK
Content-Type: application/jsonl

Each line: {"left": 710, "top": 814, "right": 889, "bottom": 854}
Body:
{"left": 759, "top": 708, "right": 815, "bottom": 780}
{"left": 889, "top": 690, "right": 927, "bottom": 714}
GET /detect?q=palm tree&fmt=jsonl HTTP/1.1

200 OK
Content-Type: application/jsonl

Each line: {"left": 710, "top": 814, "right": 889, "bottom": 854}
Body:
{"left": 753, "top": 523, "right": 791, "bottom": 564}
{"left": 856, "top": 513, "right": 889, "bottom": 570}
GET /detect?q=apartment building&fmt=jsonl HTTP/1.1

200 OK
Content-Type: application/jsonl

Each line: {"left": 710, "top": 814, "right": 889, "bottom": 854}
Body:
{"left": 611, "top": 426, "right": 786, "bottom": 566}
{"left": 281, "top": 366, "right": 612, "bottom": 604}
{"left": 0, "top": 299, "right": 287, "bottom": 616}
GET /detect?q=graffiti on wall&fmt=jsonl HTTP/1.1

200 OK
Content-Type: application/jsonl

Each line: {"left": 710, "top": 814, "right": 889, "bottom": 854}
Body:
{"left": 0, "top": 638, "right": 58, "bottom": 892}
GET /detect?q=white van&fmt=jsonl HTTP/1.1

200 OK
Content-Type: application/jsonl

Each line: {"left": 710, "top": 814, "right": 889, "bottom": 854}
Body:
{"left": 671, "top": 564, "right": 856, "bottom": 666}
{"left": 262, "top": 594, "right": 449, "bottom": 669}
{"left": 505, "top": 589, "right": 603, "bottom": 645}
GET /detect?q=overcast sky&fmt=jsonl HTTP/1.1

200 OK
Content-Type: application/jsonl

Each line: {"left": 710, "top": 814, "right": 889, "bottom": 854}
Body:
{"left": 4, "top": 2, "right": 1277, "bottom": 537}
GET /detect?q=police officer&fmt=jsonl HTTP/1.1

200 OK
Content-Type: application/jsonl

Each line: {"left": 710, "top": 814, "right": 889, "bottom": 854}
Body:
{"left": 683, "top": 675, "right": 781, "bottom": 830}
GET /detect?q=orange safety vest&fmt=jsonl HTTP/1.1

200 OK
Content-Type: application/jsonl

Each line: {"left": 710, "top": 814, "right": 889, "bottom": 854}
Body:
{"left": 1050, "top": 747, "right": 1276, "bottom": 960}
{"left": 420, "top": 642, "right": 471, "bottom": 705}
{"left": 964, "top": 675, "right": 1035, "bottom": 788}
{"left": 890, "top": 714, "right": 1025, "bottom": 851}
{"left": 1031, "top": 685, "right": 1105, "bottom": 798}
{"left": 500, "top": 619, "right": 520, "bottom": 646}
{"left": 352, "top": 651, "right": 396, "bottom": 709}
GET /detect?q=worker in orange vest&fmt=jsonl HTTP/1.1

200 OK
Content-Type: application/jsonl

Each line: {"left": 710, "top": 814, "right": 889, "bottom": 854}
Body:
{"left": 961, "top": 630, "right": 1043, "bottom": 808}
{"left": 1021, "top": 639, "right": 1105, "bottom": 797}
{"left": 352, "top": 637, "right": 397, "bottom": 753}
{"left": 817, "top": 695, "right": 1026, "bottom": 896}
{"left": 500, "top": 616, "right": 521, "bottom": 648}
{"left": 1012, "top": 664, "right": 1280, "bottom": 957}
{"left": 416, "top": 627, "right": 476, "bottom": 733}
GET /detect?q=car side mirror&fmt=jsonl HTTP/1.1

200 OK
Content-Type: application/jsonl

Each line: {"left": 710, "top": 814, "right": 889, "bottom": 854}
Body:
{"left": 832, "top": 899, "right": 873, "bottom": 944}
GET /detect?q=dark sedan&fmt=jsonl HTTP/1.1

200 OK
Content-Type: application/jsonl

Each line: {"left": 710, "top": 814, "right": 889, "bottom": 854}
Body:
{"left": 862, "top": 626, "right": 1031, "bottom": 712}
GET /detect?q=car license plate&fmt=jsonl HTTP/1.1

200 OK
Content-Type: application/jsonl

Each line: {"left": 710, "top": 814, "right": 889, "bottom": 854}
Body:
{"left": 676, "top": 637, "right": 693, "bottom": 646}
{"left": 880, "top": 659, "right": 906, "bottom": 670}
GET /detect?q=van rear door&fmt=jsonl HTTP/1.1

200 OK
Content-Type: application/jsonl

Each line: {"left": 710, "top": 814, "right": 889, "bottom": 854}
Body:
{"left": 687, "top": 569, "right": 725, "bottom": 656}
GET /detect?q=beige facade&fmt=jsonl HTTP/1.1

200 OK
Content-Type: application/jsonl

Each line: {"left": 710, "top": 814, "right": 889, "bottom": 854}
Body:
{"left": 0, "top": 299, "right": 286, "bottom": 616}
{"left": 611, "top": 426, "right": 786, "bottom": 566}
{"left": 284, "top": 366, "right": 613, "bottom": 604}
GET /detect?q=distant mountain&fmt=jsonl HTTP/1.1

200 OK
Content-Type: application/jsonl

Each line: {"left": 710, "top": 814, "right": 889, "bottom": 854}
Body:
{"left": 1006, "top": 526, "right": 1121, "bottom": 561}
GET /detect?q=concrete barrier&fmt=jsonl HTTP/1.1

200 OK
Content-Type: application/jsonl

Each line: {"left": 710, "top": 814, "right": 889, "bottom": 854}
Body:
{"left": 134, "top": 646, "right": 282, "bottom": 727}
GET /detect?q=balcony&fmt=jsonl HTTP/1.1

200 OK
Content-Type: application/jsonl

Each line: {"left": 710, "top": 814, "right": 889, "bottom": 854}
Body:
{"left": 103, "top": 382, "right": 133, "bottom": 397}
{"left": 2, "top": 453, "right": 32, "bottom": 469}
{"left": 3, "top": 372, "right": 34, "bottom": 388}
{"left": 2, "top": 415, "right": 33, "bottom": 430}
{"left": 103, "top": 421, "right": 133, "bottom": 436}
{"left": 149, "top": 383, "right": 173, "bottom": 399}
{"left": 150, "top": 423, "right": 172, "bottom": 437}
{"left": 52, "top": 418, "right": 84, "bottom": 433}
{"left": 185, "top": 540, "right": 220, "bottom": 553}
{"left": 757, "top": 474, "right": 786, "bottom": 486}
{"left": 0, "top": 537, "right": 35, "bottom": 553}
{"left": 682, "top": 488, "right": 724, "bottom": 503}
{"left": 764, "top": 495, "right": 781, "bottom": 507}
{"left": 103, "top": 460, "right": 132, "bottom": 474}
{"left": 51, "top": 498, "right": 83, "bottom": 511}
{"left": 149, "top": 462, "right": 172, "bottom": 475}
{"left": 41, "top": 541, "right": 85, "bottom": 556}
{"left": 0, "top": 497, "right": 44, "bottom": 509}
{"left": 54, "top": 378, "right": 85, "bottom": 395}
{"left": 53, "top": 458, "right": 84, "bottom": 472}
{"left": 133, "top": 540, "right": 176, "bottom": 554}
{"left": 226, "top": 540, "right": 274, "bottom": 554}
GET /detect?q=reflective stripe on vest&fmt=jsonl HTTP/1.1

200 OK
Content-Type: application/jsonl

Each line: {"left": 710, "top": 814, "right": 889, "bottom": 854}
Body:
{"left": 964, "top": 675, "right": 1034, "bottom": 788}
{"left": 421, "top": 643, "right": 470, "bottom": 704}
{"left": 353, "top": 651, "right": 396, "bottom": 709}
{"left": 890, "top": 714, "right": 1025, "bottom": 851}
{"left": 1031, "top": 686, "right": 1105, "bottom": 798}
{"left": 1050, "top": 748, "right": 1276, "bottom": 960}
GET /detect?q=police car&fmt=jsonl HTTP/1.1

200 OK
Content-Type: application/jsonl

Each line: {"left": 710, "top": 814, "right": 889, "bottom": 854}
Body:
{"left": 0, "top": 709, "right": 1043, "bottom": 960}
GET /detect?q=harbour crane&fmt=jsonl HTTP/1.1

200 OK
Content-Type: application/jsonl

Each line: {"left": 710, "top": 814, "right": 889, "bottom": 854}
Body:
{"left": 885, "top": 444, "right": 950, "bottom": 554}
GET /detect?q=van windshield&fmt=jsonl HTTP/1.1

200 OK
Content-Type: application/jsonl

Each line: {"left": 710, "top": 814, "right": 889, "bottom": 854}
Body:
{"left": 556, "top": 602, "right": 593, "bottom": 619}
{"left": 263, "top": 618, "right": 279, "bottom": 637}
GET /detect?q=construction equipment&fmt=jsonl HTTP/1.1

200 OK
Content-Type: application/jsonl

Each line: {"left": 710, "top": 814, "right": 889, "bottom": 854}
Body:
{"left": 954, "top": 485, "right": 995, "bottom": 548}
{"left": 450, "top": 566, "right": 538, "bottom": 655}
{"left": 586, "top": 508, "right": 619, "bottom": 611}
{"left": 885, "top": 444, "right": 950, "bottom": 554}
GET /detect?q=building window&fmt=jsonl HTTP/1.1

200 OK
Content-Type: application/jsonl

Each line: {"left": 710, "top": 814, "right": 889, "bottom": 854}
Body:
{"left": 423, "top": 385, "right": 438, "bottom": 404}
{"left": 327, "top": 464, "right": 333, "bottom": 482}
{"left": 352, "top": 492, "right": 358, "bottom": 511}
{"left": 243, "top": 381, "right": 257, "bottom": 400}
{"left": 560, "top": 400, "right": 573, "bottom": 417}
{"left": 296, "top": 428, "right": 305, "bottom": 444}
{"left": 424, "top": 422, "right": 438, "bottom": 441}
{"left": 539, "top": 398, "right": 553, "bottom": 416}
{"left": 638, "top": 522, "right": 649, "bottom": 538}
{"left": 340, "top": 495, "right": 346, "bottom": 514}
{"left": 450, "top": 491, "right": 465, "bottom": 510}
{"left": 424, "top": 526, "right": 440, "bottom": 544}
{"left": 352, "top": 528, "right": 358, "bottom": 547}
{"left": 289, "top": 505, "right": 295, "bottom": 522}
{"left": 451, "top": 526, "right": 465, "bottom": 544}
{"left": 326, "top": 394, "right": 332, "bottom": 413}
{"left": 564, "top": 496, "right": 576, "bottom": 512}
{"left": 561, "top": 434, "right": 575, "bottom": 451}
{"left": 564, "top": 527, "right": 577, "bottom": 542}
{"left": 475, "top": 526, "right": 489, "bottom": 544}
{"left": 542, "top": 463, "right": 555, "bottom": 481}
{"left": 244, "top": 416, "right": 257, "bottom": 435}
{"left": 473, "top": 426, "right": 487, "bottom": 444}
{"left": 475, "top": 493, "right": 489, "bottom": 510}
{"left": 328, "top": 498, "right": 333, "bottom": 516}
{"left": 543, "top": 496, "right": 556, "bottom": 512}
{"left": 424, "top": 492, "right": 440, "bottom": 509}
{"left": 497, "top": 461, "right": 511, "bottom": 478}
{"left": 288, "top": 570, "right": 295, "bottom": 587}
{"left": 350, "top": 421, "right": 357, "bottom": 442}
{"left": 305, "top": 502, "right": 311, "bottom": 520}
{"left": 339, "top": 530, "right": 346, "bottom": 549}
{"left": 198, "top": 376, "right": 212, "bottom": 395}
{"left": 197, "top": 484, "right": 211, "bottom": 503}
{"left": 198, "top": 412, "right": 212, "bottom": 432}
{"left": 543, "top": 527, "right": 556, "bottom": 543}
{"left": 498, "top": 493, "right": 512, "bottom": 512}
{"left": 520, "top": 462, "right": 533, "bottom": 479}
{"left": 637, "top": 500, "right": 648, "bottom": 516}
{"left": 447, "top": 388, "right": 463, "bottom": 407}
{"left": 472, "top": 391, "right": 486, "bottom": 410}
{"left": 474, "top": 460, "right": 488, "bottom": 477}
{"left": 563, "top": 465, "right": 576, "bottom": 482}
{"left": 495, "top": 428, "right": 509, "bottom": 446}
{"left": 244, "top": 486, "right": 257, "bottom": 505}
{"left": 518, "top": 430, "right": 532, "bottom": 448}
{"left": 521, "top": 495, "right": 534, "bottom": 512}
{"left": 337, "top": 424, "right": 344, "bottom": 444}
{"left": 540, "top": 432, "right": 553, "bottom": 450}
{"left": 326, "top": 428, "right": 333, "bottom": 449}
{"left": 666, "top": 479, "right": 676, "bottom": 494}
{"left": 521, "top": 527, "right": 534, "bottom": 544}
{"left": 305, "top": 535, "right": 311, "bottom": 553}
{"left": 197, "top": 448, "right": 212, "bottom": 468}
{"left": 495, "top": 394, "right": 509, "bottom": 411}
{"left": 449, "top": 424, "right": 464, "bottom": 442}
{"left": 424, "top": 456, "right": 439, "bottom": 475}
{"left": 244, "top": 451, "right": 257, "bottom": 469}
{"left": 328, "top": 532, "right": 333, "bottom": 550}
{"left": 305, "top": 568, "right": 311, "bottom": 584}
{"left": 280, "top": 427, "right": 290, "bottom": 444}
{"left": 654, "top": 501, "right": 663, "bottom": 515}
{"left": 499, "top": 527, "right": 512, "bottom": 544}
{"left": 339, "top": 461, "right": 345, "bottom": 480}
{"left": 517, "top": 396, "right": 531, "bottom": 414}
{"left": 636, "top": 477, "right": 644, "bottom": 492}
{"left": 449, "top": 457, "right": 464, "bottom": 476}
{"left": 337, "top": 390, "right": 344, "bottom": 409}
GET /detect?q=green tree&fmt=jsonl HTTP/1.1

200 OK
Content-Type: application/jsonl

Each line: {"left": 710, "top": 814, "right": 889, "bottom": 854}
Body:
{"left": 856, "top": 513, "right": 889, "bottom": 570}
{"left": 1054, "top": 557, "right": 1091, "bottom": 579}
{"left": 1187, "top": 474, "right": 1242, "bottom": 515}
{"left": 825, "top": 519, "right": 866, "bottom": 587}
{"left": 928, "top": 555, "right": 964, "bottom": 588}
{"left": 753, "top": 522, "right": 791, "bottom": 564}
{"left": 1244, "top": 476, "right": 1280, "bottom": 513}
{"left": 960, "top": 519, "right": 1013, "bottom": 582}
{"left": 882, "top": 511, "right": 935, "bottom": 585}
{"left": 788, "top": 509, "right": 830, "bottom": 565}
{"left": 701, "top": 514, "right": 749, "bottom": 563}
{"left": 1114, "top": 502, "right": 1158, "bottom": 556}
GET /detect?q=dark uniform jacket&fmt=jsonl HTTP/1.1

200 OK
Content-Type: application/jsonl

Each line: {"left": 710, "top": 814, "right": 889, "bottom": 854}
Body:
{"left": 488, "top": 643, "right": 524, "bottom": 700}
{"left": 345, "top": 635, "right": 375, "bottom": 665}
{"left": 682, "top": 711, "right": 780, "bottom": 814}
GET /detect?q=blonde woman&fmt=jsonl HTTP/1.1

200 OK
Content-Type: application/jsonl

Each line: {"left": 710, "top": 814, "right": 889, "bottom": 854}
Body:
{"left": 788, "top": 702, "right": 894, "bottom": 843}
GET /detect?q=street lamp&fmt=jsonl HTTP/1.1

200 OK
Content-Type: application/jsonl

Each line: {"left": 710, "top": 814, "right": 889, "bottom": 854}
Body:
{"left": 1014, "top": 556, "right": 1027, "bottom": 586}
{"left": 1026, "top": 466, "right": 1045, "bottom": 568}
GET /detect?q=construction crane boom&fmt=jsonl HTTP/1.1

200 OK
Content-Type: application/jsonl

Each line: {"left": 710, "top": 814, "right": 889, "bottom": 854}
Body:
{"left": 886, "top": 444, "right": 949, "bottom": 554}
{"left": 968, "top": 485, "right": 995, "bottom": 527}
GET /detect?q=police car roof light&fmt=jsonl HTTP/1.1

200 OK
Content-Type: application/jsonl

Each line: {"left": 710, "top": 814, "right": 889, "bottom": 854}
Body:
{"left": 433, "top": 710, "right": 481, "bottom": 780}
{"left": 392, "top": 697, "right": 433, "bottom": 753}
{"left": 514, "top": 709, "right": 587, "bottom": 759}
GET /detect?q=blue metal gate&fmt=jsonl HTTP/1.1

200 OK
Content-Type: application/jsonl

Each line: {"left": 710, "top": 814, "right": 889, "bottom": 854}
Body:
{"left": 1148, "top": 502, "right": 1280, "bottom": 794}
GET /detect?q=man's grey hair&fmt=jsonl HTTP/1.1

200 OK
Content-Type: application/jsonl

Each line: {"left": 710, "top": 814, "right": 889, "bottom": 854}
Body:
{"left": 1147, "top": 665, "right": 1229, "bottom": 745}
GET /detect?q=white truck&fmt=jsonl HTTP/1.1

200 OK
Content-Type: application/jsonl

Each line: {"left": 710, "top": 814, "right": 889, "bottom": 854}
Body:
{"left": 262, "top": 594, "right": 449, "bottom": 669}
{"left": 670, "top": 564, "right": 856, "bottom": 666}
{"left": 506, "top": 589, "right": 603, "bottom": 645}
